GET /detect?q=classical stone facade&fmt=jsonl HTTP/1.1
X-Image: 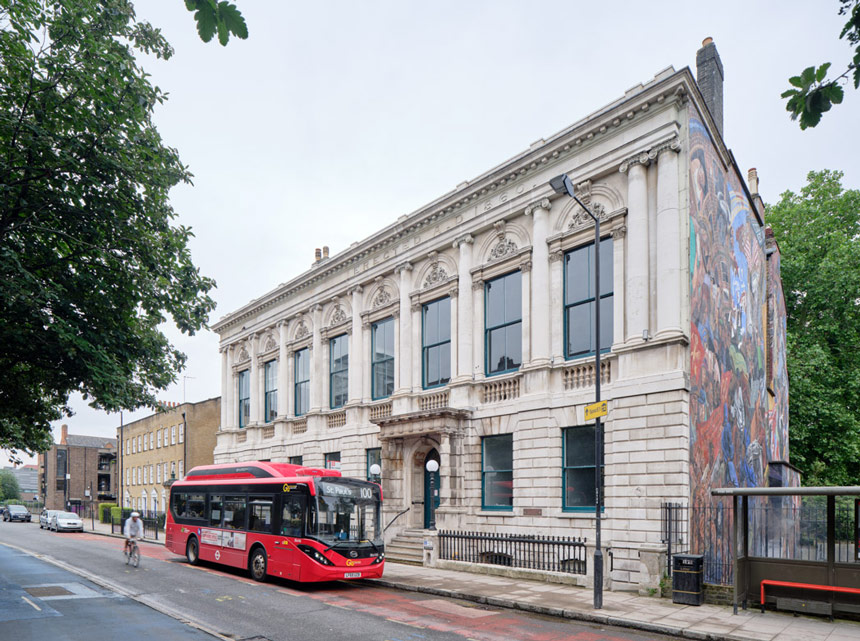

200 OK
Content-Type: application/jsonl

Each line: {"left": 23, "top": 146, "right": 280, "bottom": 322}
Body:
{"left": 117, "top": 397, "right": 220, "bottom": 513}
{"left": 212, "top": 43, "right": 789, "bottom": 591}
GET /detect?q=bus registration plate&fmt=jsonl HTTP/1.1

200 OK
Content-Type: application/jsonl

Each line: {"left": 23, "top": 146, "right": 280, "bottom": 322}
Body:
{"left": 344, "top": 572, "right": 361, "bottom": 578}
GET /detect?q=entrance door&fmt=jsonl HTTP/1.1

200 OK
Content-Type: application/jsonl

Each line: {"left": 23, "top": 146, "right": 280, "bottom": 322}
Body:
{"left": 423, "top": 449, "right": 440, "bottom": 529}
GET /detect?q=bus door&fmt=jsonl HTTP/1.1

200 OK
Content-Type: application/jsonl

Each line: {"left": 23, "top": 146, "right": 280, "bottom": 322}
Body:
{"left": 272, "top": 492, "right": 306, "bottom": 580}
{"left": 218, "top": 495, "right": 248, "bottom": 567}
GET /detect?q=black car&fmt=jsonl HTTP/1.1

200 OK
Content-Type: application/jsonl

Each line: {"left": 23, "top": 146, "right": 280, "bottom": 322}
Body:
{"left": 4, "top": 505, "right": 32, "bottom": 522}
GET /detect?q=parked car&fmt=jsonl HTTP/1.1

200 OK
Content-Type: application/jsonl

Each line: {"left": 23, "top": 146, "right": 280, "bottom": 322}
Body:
{"left": 50, "top": 511, "right": 84, "bottom": 532}
{"left": 4, "top": 505, "right": 32, "bottom": 522}
{"left": 40, "top": 509, "right": 60, "bottom": 529}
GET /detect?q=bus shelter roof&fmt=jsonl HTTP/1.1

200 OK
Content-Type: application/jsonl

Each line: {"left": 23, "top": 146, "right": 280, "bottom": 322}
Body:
{"left": 711, "top": 486, "right": 860, "bottom": 497}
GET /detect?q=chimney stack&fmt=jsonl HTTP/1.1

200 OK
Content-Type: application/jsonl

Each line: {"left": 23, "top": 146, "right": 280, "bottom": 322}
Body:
{"left": 61, "top": 424, "right": 68, "bottom": 445}
{"left": 696, "top": 37, "right": 724, "bottom": 138}
{"left": 322, "top": 246, "right": 329, "bottom": 259}
{"left": 747, "top": 168, "right": 759, "bottom": 195}
{"left": 314, "top": 248, "right": 322, "bottom": 262}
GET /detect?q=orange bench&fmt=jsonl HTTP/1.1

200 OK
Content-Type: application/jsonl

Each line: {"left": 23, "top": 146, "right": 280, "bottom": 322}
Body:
{"left": 760, "top": 580, "right": 860, "bottom": 615}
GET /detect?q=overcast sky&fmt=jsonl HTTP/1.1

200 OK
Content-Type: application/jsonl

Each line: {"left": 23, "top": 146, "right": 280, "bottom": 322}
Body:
{"left": 7, "top": 1, "right": 858, "bottom": 464}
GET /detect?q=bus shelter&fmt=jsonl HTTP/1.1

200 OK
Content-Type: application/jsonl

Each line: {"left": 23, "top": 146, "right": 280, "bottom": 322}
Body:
{"left": 711, "top": 486, "right": 860, "bottom": 618}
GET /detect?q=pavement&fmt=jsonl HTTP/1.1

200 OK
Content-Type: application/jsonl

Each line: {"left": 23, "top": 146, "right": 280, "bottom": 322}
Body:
{"left": 82, "top": 518, "right": 860, "bottom": 641}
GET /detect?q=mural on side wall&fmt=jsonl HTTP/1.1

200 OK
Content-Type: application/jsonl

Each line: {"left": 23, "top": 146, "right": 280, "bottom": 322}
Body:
{"left": 689, "top": 113, "right": 770, "bottom": 510}
{"left": 765, "top": 240, "right": 790, "bottom": 466}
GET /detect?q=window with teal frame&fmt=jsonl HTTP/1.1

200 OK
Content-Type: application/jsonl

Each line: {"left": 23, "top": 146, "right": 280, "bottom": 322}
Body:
{"left": 564, "top": 238, "right": 613, "bottom": 359}
{"left": 294, "top": 348, "right": 310, "bottom": 417}
{"left": 562, "top": 426, "right": 603, "bottom": 511}
{"left": 485, "top": 271, "right": 522, "bottom": 375}
{"left": 371, "top": 317, "right": 395, "bottom": 399}
{"left": 288, "top": 455, "right": 302, "bottom": 466}
{"left": 329, "top": 334, "right": 348, "bottom": 408}
{"left": 264, "top": 360, "right": 277, "bottom": 423}
{"left": 422, "top": 297, "right": 451, "bottom": 388}
{"left": 237, "top": 370, "right": 250, "bottom": 428}
{"left": 481, "top": 434, "right": 513, "bottom": 510}
{"left": 366, "top": 448, "right": 381, "bottom": 482}
{"left": 324, "top": 451, "right": 341, "bottom": 471}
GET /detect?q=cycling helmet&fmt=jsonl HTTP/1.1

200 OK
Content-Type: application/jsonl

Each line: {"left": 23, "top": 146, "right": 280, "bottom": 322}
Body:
{"left": 131, "top": 511, "right": 140, "bottom": 518}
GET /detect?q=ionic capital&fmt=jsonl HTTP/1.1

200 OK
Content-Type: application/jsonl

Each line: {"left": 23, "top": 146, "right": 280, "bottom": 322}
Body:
{"left": 524, "top": 197, "right": 551, "bottom": 216}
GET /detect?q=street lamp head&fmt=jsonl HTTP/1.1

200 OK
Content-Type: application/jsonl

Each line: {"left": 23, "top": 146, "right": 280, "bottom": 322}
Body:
{"left": 369, "top": 463, "right": 381, "bottom": 476}
{"left": 425, "top": 459, "right": 439, "bottom": 473}
{"left": 549, "top": 173, "right": 575, "bottom": 198}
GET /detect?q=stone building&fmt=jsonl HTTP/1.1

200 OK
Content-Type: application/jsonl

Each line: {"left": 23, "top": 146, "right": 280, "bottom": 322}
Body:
{"left": 38, "top": 425, "right": 117, "bottom": 510}
{"left": 211, "top": 41, "right": 790, "bottom": 591}
{"left": 117, "top": 397, "right": 220, "bottom": 514}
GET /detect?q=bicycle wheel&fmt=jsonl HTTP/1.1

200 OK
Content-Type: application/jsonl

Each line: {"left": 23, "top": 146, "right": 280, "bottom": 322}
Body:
{"left": 125, "top": 547, "right": 131, "bottom": 565}
{"left": 132, "top": 545, "right": 140, "bottom": 568}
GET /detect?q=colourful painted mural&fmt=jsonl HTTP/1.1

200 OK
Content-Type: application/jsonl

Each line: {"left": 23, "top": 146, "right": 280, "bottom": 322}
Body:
{"left": 689, "top": 113, "right": 770, "bottom": 509}
{"left": 765, "top": 230, "right": 790, "bottom": 465}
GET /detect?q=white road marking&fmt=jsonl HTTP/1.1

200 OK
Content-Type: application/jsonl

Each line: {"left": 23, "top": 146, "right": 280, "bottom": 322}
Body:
{"left": 22, "top": 596, "right": 41, "bottom": 611}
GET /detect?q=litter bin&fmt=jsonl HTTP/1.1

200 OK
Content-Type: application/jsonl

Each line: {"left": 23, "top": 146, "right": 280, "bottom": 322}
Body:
{"left": 672, "top": 554, "right": 704, "bottom": 605}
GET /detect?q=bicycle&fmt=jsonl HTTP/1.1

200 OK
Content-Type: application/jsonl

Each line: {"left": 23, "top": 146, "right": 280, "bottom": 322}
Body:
{"left": 125, "top": 539, "right": 141, "bottom": 567}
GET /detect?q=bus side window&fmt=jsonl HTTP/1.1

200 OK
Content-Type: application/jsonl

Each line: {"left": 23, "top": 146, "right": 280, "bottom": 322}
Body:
{"left": 209, "top": 495, "right": 222, "bottom": 527}
{"left": 281, "top": 494, "right": 305, "bottom": 537}
{"left": 224, "top": 495, "right": 246, "bottom": 530}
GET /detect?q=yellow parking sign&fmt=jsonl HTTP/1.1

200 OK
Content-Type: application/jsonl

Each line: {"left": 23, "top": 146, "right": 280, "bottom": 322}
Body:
{"left": 584, "top": 400, "right": 607, "bottom": 421}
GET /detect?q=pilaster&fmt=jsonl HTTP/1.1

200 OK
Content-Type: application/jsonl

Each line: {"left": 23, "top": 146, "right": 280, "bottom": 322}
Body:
{"left": 525, "top": 198, "right": 551, "bottom": 366}
{"left": 454, "top": 234, "right": 474, "bottom": 382}
{"left": 621, "top": 155, "right": 649, "bottom": 345}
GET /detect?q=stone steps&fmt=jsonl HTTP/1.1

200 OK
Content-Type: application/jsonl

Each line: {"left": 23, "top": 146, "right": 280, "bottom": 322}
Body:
{"left": 386, "top": 529, "right": 425, "bottom": 565}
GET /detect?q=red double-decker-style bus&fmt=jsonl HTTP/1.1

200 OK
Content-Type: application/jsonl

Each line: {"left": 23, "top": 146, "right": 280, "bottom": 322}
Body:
{"left": 165, "top": 461, "right": 384, "bottom": 582}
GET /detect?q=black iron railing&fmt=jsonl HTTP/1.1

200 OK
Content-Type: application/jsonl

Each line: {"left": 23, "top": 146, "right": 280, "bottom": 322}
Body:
{"left": 439, "top": 530, "right": 587, "bottom": 575}
{"left": 112, "top": 509, "right": 159, "bottom": 540}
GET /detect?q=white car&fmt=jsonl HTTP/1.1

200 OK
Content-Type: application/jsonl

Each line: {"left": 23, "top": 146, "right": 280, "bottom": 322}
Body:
{"left": 50, "top": 511, "right": 84, "bottom": 532}
{"left": 40, "top": 509, "right": 60, "bottom": 529}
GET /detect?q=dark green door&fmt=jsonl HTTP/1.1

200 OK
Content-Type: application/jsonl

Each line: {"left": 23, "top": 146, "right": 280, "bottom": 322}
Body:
{"left": 423, "top": 450, "right": 440, "bottom": 528}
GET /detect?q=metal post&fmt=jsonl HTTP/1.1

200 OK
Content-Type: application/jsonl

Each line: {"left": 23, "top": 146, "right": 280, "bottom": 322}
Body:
{"left": 429, "top": 473, "right": 436, "bottom": 531}
{"left": 593, "top": 215, "right": 603, "bottom": 610}
{"left": 549, "top": 173, "right": 603, "bottom": 610}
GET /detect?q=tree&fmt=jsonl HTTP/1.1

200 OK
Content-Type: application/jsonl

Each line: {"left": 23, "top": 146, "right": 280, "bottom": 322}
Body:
{"left": 782, "top": 0, "right": 860, "bottom": 129}
{"left": 767, "top": 170, "right": 860, "bottom": 485}
{"left": 0, "top": 1, "right": 216, "bottom": 462}
{"left": 185, "top": 0, "right": 248, "bottom": 46}
{"left": 0, "top": 470, "right": 22, "bottom": 502}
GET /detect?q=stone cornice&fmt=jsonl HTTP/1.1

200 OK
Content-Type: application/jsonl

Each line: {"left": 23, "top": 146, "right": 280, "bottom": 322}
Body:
{"left": 213, "top": 69, "right": 707, "bottom": 335}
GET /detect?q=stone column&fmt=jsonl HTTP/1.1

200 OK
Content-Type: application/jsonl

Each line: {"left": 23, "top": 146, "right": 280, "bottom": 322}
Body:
{"left": 549, "top": 250, "right": 565, "bottom": 360}
{"left": 311, "top": 305, "right": 323, "bottom": 411}
{"left": 249, "top": 335, "right": 260, "bottom": 425}
{"left": 392, "top": 308, "right": 401, "bottom": 392}
{"left": 472, "top": 277, "right": 484, "bottom": 378}
{"left": 286, "top": 346, "right": 295, "bottom": 417}
{"left": 220, "top": 347, "right": 229, "bottom": 430}
{"left": 277, "top": 321, "right": 288, "bottom": 418}
{"left": 348, "top": 286, "right": 363, "bottom": 404}
{"left": 656, "top": 139, "right": 682, "bottom": 337}
{"left": 454, "top": 234, "right": 474, "bottom": 381}
{"left": 525, "top": 198, "right": 551, "bottom": 366}
{"left": 520, "top": 258, "right": 532, "bottom": 365}
{"left": 395, "top": 262, "right": 413, "bottom": 394}
{"left": 621, "top": 155, "right": 650, "bottom": 343}
{"left": 362, "top": 319, "right": 372, "bottom": 401}
{"left": 321, "top": 331, "right": 330, "bottom": 410}
{"left": 226, "top": 345, "right": 235, "bottom": 428}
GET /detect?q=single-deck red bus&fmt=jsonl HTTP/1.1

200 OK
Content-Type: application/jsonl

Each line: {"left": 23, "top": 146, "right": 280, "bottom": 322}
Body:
{"left": 165, "top": 461, "right": 384, "bottom": 582}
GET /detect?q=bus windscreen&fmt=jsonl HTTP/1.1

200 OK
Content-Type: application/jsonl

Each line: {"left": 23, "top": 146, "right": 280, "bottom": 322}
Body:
{"left": 314, "top": 480, "right": 382, "bottom": 545}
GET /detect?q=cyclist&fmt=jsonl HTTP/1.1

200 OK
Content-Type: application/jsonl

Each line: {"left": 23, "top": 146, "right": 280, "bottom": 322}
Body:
{"left": 123, "top": 511, "right": 144, "bottom": 557}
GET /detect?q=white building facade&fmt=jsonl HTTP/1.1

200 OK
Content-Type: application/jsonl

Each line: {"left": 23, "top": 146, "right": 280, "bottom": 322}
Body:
{"left": 213, "top": 43, "right": 789, "bottom": 592}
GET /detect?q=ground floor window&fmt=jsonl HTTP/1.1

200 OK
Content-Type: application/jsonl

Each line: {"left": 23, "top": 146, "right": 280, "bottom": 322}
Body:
{"left": 481, "top": 434, "right": 513, "bottom": 510}
{"left": 325, "top": 451, "right": 341, "bottom": 471}
{"left": 366, "top": 448, "right": 381, "bottom": 482}
{"left": 563, "top": 426, "right": 602, "bottom": 510}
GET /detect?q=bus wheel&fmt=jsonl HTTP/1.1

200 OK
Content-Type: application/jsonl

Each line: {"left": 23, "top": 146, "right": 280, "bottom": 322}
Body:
{"left": 186, "top": 537, "right": 200, "bottom": 566}
{"left": 249, "top": 547, "right": 267, "bottom": 582}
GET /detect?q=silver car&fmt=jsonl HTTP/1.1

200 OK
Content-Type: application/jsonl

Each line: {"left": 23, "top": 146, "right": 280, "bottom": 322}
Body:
{"left": 50, "top": 511, "right": 84, "bottom": 532}
{"left": 40, "top": 509, "right": 60, "bottom": 529}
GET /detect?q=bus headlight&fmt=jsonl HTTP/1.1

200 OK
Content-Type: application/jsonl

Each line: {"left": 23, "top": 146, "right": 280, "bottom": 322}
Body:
{"left": 297, "top": 544, "right": 334, "bottom": 566}
{"left": 371, "top": 552, "right": 385, "bottom": 564}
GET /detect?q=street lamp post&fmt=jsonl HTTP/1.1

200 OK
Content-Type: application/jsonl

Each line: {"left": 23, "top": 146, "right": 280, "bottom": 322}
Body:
{"left": 425, "top": 459, "right": 439, "bottom": 531}
{"left": 550, "top": 173, "right": 604, "bottom": 610}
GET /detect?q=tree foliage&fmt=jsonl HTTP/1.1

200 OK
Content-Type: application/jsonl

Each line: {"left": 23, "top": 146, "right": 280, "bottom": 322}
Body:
{"left": 767, "top": 170, "right": 860, "bottom": 485}
{"left": 0, "top": 1, "right": 216, "bottom": 461}
{"left": 0, "top": 470, "right": 22, "bottom": 501}
{"left": 783, "top": 0, "right": 860, "bottom": 129}
{"left": 184, "top": 0, "right": 247, "bottom": 46}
